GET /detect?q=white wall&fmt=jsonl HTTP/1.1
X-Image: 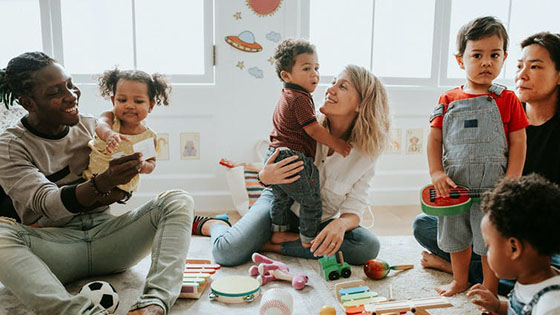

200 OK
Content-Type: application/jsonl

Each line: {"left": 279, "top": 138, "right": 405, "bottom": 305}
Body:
{"left": 76, "top": 0, "right": 450, "bottom": 213}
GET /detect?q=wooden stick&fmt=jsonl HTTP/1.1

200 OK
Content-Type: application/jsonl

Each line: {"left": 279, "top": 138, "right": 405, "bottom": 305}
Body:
{"left": 390, "top": 264, "right": 414, "bottom": 271}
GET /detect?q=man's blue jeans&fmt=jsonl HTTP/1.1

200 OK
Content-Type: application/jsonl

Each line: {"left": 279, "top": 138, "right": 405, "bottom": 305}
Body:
{"left": 210, "top": 188, "right": 380, "bottom": 266}
{"left": 0, "top": 190, "right": 194, "bottom": 315}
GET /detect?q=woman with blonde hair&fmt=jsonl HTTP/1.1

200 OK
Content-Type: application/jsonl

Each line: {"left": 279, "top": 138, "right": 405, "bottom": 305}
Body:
{"left": 200, "top": 65, "right": 391, "bottom": 265}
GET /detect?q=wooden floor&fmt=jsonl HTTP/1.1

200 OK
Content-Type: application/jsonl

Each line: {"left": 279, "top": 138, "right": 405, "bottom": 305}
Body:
{"left": 200, "top": 205, "right": 421, "bottom": 236}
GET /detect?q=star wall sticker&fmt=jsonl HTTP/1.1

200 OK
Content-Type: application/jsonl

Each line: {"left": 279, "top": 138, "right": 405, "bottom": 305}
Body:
{"left": 268, "top": 57, "right": 274, "bottom": 65}
{"left": 233, "top": 12, "right": 242, "bottom": 20}
{"left": 236, "top": 61, "right": 245, "bottom": 70}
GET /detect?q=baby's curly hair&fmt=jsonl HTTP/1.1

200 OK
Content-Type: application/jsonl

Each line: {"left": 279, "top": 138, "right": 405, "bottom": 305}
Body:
{"left": 98, "top": 68, "right": 171, "bottom": 106}
{"left": 273, "top": 38, "right": 316, "bottom": 81}
{"left": 481, "top": 174, "right": 560, "bottom": 256}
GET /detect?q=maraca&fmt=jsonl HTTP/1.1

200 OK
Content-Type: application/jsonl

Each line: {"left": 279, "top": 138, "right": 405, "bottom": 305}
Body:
{"left": 363, "top": 259, "right": 413, "bottom": 280}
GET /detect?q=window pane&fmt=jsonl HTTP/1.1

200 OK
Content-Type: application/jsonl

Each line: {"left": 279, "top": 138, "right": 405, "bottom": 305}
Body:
{"left": 505, "top": 0, "right": 560, "bottom": 79}
{"left": 446, "top": 0, "right": 509, "bottom": 79}
{"left": 373, "top": 0, "right": 435, "bottom": 78}
{"left": 135, "top": 0, "right": 205, "bottom": 74}
{"left": 0, "top": 0, "right": 42, "bottom": 67}
{"left": 310, "top": 0, "right": 373, "bottom": 77}
{"left": 61, "top": 0, "right": 134, "bottom": 74}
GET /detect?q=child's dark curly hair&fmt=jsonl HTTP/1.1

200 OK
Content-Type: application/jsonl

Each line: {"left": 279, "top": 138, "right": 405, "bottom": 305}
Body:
{"left": 481, "top": 174, "right": 560, "bottom": 256}
{"left": 98, "top": 68, "right": 171, "bottom": 106}
{"left": 0, "top": 52, "right": 55, "bottom": 109}
{"left": 273, "top": 38, "right": 316, "bottom": 81}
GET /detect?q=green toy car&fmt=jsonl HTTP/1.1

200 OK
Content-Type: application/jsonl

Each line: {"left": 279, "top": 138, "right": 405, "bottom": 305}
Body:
{"left": 319, "top": 251, "right": 352, "bottom": 281}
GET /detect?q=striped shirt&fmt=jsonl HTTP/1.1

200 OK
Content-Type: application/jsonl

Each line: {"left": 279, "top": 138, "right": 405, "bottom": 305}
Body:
{"left": 269, "top": 83, "right": 317, "bottom": 158}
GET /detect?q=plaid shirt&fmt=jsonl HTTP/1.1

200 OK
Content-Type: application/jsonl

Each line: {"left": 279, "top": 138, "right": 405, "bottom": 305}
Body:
{"left": 269, "top": 83, "right": 317, "bottom": 158}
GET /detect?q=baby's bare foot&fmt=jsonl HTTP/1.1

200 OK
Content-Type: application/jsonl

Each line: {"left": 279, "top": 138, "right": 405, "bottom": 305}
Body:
{"left": 271, "top": 232, "right": 300, "bottom": 244}
{"left": 421, "top": 251, "right": 453, "bottom": 273}
{"left": 435, "top": 280, "right": 469, "bottom": 296}
{"left": 128, "top": 304, "right": 164, "bottom": 315}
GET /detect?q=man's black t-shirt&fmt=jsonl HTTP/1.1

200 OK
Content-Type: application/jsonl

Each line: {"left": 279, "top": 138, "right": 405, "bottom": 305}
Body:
{"left": 523, "top": 113, "right": 560, "bottom": 185}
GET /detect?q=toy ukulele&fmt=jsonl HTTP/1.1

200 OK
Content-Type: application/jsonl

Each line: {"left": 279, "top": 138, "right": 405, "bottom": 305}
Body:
{"left": 180, "top": 259, "right": 221, "bottom": 299}
{"left": 420, "top": 184, "right": 486, "bottom": 216}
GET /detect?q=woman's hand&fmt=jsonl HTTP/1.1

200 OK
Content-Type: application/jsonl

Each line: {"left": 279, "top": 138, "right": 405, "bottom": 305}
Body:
{"left": 258, "top": 149, "right": 304, "bottom": 186}
{"left": 310, "top": 218, "right": 346, "bottom": 257}
{"left": 430, "top": 170, "right": 456, "bottom": 198}
{"left": 467, "top": 284, "right": 502, "bottom": 313}
{"left": 96, "top": 153, "right": 143, "bottom": 192}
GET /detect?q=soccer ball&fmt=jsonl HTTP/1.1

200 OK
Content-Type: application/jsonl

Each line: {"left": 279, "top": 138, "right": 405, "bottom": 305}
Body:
{"left": 78, "top": 281, "right": 120, "bottom": 313}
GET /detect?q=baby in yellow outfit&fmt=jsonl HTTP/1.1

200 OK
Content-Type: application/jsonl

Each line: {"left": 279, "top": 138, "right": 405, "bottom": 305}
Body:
{"left": 83, "top": 68, "right": 171, "bottom": 193}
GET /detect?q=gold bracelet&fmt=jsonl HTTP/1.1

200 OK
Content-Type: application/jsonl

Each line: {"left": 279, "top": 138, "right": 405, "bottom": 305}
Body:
{"left": 90, "top": 173, "right": 110, "bottom": 198}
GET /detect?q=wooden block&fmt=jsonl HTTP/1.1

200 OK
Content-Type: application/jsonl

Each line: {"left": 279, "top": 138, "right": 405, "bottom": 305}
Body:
{"left": 182, "top": 278, "right": 206, "bottom": 285}
{"left": 183, "top": 273, "right": 211, "bottom": 279}
{"left": 341, "top": 291, "right": 378, "bottom": 302}
{"left": 339, "top": 286, "right": 370, "bottom": 295}
{"left": 184, "top": 268, "right": 217, "bottom": 274}
{"left": 185, "top": 263, "right": 221, "bottom": 269}
{"left": 343, "top": 296, "right": 387, "bottom": 307}
{"left": 345, "top": 305, "right": 365, "bottom": 314}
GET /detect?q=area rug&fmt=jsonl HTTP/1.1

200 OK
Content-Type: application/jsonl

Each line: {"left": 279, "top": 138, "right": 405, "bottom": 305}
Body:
{"left": 0, "top": 235, "right": 481, "bottom": 314}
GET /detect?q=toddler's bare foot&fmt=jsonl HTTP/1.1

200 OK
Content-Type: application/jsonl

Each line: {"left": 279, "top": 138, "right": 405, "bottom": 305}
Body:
{"left": 128, "top": 304, "right": 164, "bottom": 315}
{"left": 271, "top": 232, "right": 300, "bottom": 244}
{"left": 421, "top": 251, "right": 453, "bottom": 274}
{"left": 435, "top": 280, "right": 469, "bottom": 296}
{"left": 301, "top": 241, "right": 311, "bottom": 248}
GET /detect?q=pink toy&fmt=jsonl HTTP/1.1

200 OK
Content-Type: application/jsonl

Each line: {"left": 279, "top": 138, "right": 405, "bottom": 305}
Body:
{"left": 249, "top": 253, "right": 308, "bottom": 290}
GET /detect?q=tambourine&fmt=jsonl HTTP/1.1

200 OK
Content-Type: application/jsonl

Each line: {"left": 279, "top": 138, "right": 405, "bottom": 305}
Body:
{"left": 208, "top": 275, "right": 260, "bottom": 303}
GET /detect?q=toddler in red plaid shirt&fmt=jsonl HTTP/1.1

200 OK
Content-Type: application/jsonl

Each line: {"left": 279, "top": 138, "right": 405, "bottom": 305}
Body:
{"left": 267, "top": 39, "right": 351, "bottom": 247}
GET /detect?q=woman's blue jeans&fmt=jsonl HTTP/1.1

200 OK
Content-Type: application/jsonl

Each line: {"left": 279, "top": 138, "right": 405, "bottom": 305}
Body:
{"left": 211, "top": 189, "right": 380, "bottom": 266}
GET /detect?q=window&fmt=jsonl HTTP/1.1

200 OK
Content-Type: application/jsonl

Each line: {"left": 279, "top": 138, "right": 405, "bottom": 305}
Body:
{"left": 442, "top": 0, "right": 560, "bottom": 85}
{"left": 1, "top": 0, "right": 213, "bottom": 84}
{"left": 308, "top": 0, "right": 560, "bottom": 87}
{"left": 309, "top": 0, "right": 437, "bottom": 85}
{"left": 0, "top": 0, "right": 42, "bottom": 67}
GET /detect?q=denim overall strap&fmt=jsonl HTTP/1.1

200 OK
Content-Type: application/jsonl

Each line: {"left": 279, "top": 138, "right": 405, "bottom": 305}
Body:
{"left": 508, "top": 285, "right": 560, "bottom": 315}
{"left": 441, "top": 87, "right": 508, "bottom": 190}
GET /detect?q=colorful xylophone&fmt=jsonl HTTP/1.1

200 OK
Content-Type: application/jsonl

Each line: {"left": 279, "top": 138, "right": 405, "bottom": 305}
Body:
{"left": 334, "top": 280, "right": 452, "bottom": 314}
{"left": 335, "top": 280, "right": 387, "bottom": 309}
{"left": 179, "top": 259, "right": 221, "bottom": 299}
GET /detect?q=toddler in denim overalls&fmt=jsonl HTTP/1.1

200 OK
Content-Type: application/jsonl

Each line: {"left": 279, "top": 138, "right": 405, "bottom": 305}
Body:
{"left": 266, "top": 39, "right": 351, "bottom": 247}
{"left": 465, "top": 175, "right": 560, "bottom": 314}
{"left": 427, "top": 16, "right": 528, "bottom": 297}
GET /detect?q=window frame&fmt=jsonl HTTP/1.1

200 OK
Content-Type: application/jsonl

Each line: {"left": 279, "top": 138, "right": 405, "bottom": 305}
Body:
{"left": 37, "top": 0, "right": 214, "bottom": 84}
{"left": 305, "top": 0, "right": 517, "bottom": 88}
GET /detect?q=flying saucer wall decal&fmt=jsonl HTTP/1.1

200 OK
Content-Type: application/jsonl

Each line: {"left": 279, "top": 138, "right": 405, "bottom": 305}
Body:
{"left": 225, "top": 31, "right": 263, "bottom": 53}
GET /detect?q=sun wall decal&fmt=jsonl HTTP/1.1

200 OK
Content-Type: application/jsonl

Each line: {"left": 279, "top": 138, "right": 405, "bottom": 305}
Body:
{"left": 246, "top": 0, "right": 282, "bottom": 17}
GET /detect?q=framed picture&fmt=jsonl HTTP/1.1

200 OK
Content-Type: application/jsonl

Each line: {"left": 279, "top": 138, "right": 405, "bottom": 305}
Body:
{"left": 156, "top": 134, "right": 169, "bottom": 160}
{"left": 406, "top": 128, "right": 423, "bottom": 155}
{"left": 180, "top": 132, "right": 200, "bottom": 160}
{"left": 386, "top": 128, "right": 402, "bottom": 154}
